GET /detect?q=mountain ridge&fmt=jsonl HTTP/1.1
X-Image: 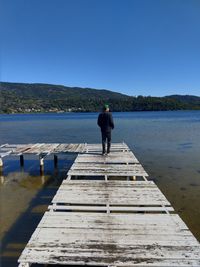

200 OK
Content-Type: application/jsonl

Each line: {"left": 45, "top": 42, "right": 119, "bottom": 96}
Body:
{"left": 0, "top": 81, "right": 200, "bottom": 113}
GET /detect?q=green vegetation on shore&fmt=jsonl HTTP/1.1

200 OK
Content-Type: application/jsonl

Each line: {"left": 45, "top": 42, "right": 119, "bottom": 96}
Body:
{"left": 0, "top": 82, "right": 200, "bottom": 113}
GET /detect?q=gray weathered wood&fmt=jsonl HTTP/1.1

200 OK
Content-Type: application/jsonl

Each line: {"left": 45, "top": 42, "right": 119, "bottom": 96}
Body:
{"left": 49, "top": 204, "right": 174, "bottom": 212}
{"left": 68, "top": 162, "right": 148, "bottom": 177}
{"left": 52, "top": 180, "right": 171, "bottom": 206}
{"left": 75, "top": 152, "right": 139, "bottom": 164}
{"left": 18, "top": 212, "right": 200, "bottom": 266}
{"left": 17, "top": 142, "right": 200, "bottom": 267}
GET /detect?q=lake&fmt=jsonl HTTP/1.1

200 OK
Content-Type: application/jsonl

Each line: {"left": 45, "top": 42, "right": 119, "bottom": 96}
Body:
{"left": 0, "top": 110, "right": 200, "bottom": 266}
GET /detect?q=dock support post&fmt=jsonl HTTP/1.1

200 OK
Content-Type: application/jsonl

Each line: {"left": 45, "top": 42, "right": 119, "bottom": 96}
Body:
{"left": 54, "top": 154, "right": 58, "bottom": 168}
{"left": 0, "top": 158, "right": 3, "bottom": 183}
{"left": 18, "top": 263, "right": 31, "bottom": 267}
{"left": 20, "top": 155, "right": 24, "bottom": 167}
{"left": 39, "top": 155, "right": 44, "bottom": 175}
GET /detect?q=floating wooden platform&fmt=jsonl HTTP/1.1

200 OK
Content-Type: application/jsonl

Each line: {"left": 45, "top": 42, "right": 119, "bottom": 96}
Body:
{"left": 0, "top": 143, "right": 85, "bottom": 156}
{"left": 7, "top": 142, "right": 199, "bottom": 266}
{"left": 0, "top": 142, "right": 129, "bottom": 157}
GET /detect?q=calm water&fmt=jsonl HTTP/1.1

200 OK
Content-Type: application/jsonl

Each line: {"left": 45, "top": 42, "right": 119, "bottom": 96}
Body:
{"left": 0, "top": 111, "right": 200, "bottom": 266}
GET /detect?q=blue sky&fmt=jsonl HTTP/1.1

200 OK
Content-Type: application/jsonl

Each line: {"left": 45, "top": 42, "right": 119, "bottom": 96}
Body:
{"left": 1, "top": 0, "right": 200, "bottom": 96}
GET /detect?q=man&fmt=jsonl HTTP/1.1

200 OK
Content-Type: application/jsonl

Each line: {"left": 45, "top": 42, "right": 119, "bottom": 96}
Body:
{"left": 97, "top": 104, "right": 114, "bottom": 155}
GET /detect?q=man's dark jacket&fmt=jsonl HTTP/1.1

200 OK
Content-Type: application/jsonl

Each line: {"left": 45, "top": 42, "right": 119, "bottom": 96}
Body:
{"left": 97, "top": 112, "right": 114, "bottom": 132}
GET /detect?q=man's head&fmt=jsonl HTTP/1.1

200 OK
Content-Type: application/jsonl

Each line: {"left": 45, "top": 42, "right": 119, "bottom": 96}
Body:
{"left": 103, "top": 104, "right": 109, "bottom": 112}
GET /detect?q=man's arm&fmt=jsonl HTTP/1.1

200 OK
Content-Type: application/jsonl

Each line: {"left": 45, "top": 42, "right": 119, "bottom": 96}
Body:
{"left": 97, "top": 114, "right": 102, "bottom": 127}
{"left": 109, "top": 113, "right": 114, "bottom": 129}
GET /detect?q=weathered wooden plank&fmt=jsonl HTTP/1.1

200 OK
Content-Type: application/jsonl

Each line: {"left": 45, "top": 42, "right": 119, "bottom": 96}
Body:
{"left": 19, "top": 243, "right": 200, "bottom": 258}
{"left": 85, "top": 146, "right": 130, "bottom": 150}
{"left": 52, "top": 180, "right": 171, "bottom": 206}
{"left": 48, "top": 204, "right": 174, "bottom": 212}
{"left": 36, "top": 226, "right": 195, "bottom": 242}
{"left": 28, "top": 231, "right": 197, "bottom": 244}
{"left": 75, "top": 152, "right": 139, "bottom": 164}
{"left": 18, "top": 235, "right": 200, "bottom": 266}
{"left": 18, "top": 256, "right": 200, "bottom": 267}
{"left": 71, "top": 162, "right": 146, "bottom": 169}
{"left": 36, "top": 212, "right": 191, "bottom": 235}
{"left": 26, "top": 238, "right": 199, "bottom": 248}
{"left": 53, "top": 143, "right": 71, "bottom": 152}
{"left": 74, "top": 143, "right": 86, "bottom": 153}
{"left": 0, "top": 144, "right": 8, "bottom": 148}
{"left": 37, "top": 212, "right": 192, "bottom": 233}
{"left": 37, "top": 143, "right": 59, "bottom": 154}
{"left": 67, "top": 169, "right": 148, "bottom": 177}
{"left": 21, "top": 143, "right": 59, "bottom": 154}
{"left": 53, "top": 187, "right": 169, "bottom": 195}
{"left": 55, "top": 182, "right": 164, "bottom": 189}
{"left": 54, "top": 143, "right": 86, "bottom": 153}
{"left": 68, "top": 162, "right": 148, "bottom": 177}
{"left": 62, "top": 180, "right": 155, "bottom": 186}
{"left": 20, "top": 143, "right": 44, "bottom": 154}
{"left": 90, "top": 146, "right": 129, "bottom": 149}
{"left": 30, "top": 222, "right": 198, "bottom": 243}
{"left": 71, "top": 162, "right": 145, "bottom": 168}
{"left": 0, "top": 144, "right": 33, "bottom": 155}
{"left": 54, "top": 188, "right": 165, "bottom": 194}
{"left": 38, "top": 220, "right": 191, "bottom": 235}
{"left": 52, "top": 196, "right": 171, "bottom": 206}
{"left": 67, "top": 144, "right": 78, "bottom": 152}
{"left": 59, "top": 186, "right": 159, "bottom": 191}
{"left": 59, "top": 183, "right": 158, "bottom": 190}
{"left": 1, "top": 144, "right": 26, "bottom": 149}
{"left": 0, "top": 151, "right": 12, "bottom": 157}
{"left": 85, "top": 148, "right": 130, "bottom": 152}
{"left": 86, "top": 143, "right": 129, "bottom": 148}
{"left": 84, "top": 143, "right": 130, "bottom": 152}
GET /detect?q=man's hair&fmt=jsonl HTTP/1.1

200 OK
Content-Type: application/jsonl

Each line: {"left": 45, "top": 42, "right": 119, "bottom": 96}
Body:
{"left": 103, "top": 104, "right": 109, "bottom": 111}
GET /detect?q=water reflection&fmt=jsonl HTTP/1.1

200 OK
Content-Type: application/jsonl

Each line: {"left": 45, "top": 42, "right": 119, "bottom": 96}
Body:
{"left": 0, "top": 165, "right": 4, "bottom": 184}
{"left": 0, "top": 174, "right": 5, "bottom": 184}
{"left": 0, "top": 154, "right": 74, "bottom": 267}
{"left": 0, "top": 111, "right": 200, "bottom": 266}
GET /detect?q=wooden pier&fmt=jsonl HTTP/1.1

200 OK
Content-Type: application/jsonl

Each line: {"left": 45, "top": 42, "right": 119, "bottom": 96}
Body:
{"left": 1, "top": 143, "right": 200, "bottom": 266}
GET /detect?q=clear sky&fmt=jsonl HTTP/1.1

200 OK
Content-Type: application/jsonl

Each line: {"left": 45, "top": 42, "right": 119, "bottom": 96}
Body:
{"left": 1, "top": 0, "right": 200, "bottom": 96}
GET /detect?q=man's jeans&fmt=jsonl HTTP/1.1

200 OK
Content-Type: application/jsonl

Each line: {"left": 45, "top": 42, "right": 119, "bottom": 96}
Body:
{"left": 101, "top": 131, "right": 111, "bottom": 154}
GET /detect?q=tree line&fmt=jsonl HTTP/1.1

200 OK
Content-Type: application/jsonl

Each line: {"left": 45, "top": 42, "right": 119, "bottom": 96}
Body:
{"left": 0, "top": 82, "right": 200, "bottom": 113}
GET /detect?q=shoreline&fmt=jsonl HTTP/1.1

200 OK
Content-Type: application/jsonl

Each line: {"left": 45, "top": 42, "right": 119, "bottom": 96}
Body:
{"left": 1, "top": 109, "right": 200, "bottom": 115}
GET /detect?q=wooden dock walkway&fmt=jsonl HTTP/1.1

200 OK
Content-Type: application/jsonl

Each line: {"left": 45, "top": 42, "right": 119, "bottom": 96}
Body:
{"left": 2, "top": 142, "right": 199, "bottom": 266}
{"left": 0, "top": 142, "right": 130, "bottom": 157}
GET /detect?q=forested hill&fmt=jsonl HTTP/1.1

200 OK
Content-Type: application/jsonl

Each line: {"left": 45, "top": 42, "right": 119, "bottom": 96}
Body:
{"left": 0, "top": 82, "right": 200, "bottom": 113}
